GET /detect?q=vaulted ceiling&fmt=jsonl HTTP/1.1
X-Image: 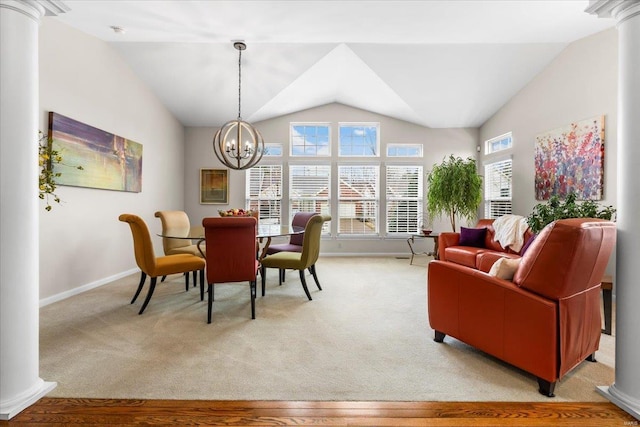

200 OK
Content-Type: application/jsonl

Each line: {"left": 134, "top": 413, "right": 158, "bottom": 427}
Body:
{"left": 53, "top": 1, "right": 613, "bottom": 128}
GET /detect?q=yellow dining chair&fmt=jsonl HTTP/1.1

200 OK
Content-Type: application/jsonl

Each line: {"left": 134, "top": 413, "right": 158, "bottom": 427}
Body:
{"left": 260, "top": 215, "right": 330, "bottom": 300}
{"left": 119, "top": 214, "right": 205, "bottom": 314}
{"left": 203, "top": 216, "right": 260, "bottom": 323}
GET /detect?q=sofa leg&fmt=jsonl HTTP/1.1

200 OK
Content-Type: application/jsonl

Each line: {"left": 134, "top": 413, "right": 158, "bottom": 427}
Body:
{"left": 537, "top": 378, "right": 556, "bottom": 397}
{"left": 586, "top": 353, "right": 597, "bottom": 362}
{"left": 434, "top": 330, "right": 446, "bottom": 343}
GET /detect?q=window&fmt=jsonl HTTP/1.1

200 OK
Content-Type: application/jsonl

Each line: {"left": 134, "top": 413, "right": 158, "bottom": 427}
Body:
{"left": 339, "top": 123, "right": 379, "bottom": 156}
{"left": 338, "top": 165, "right": 379, "bottom": 235}
{"left": 246, "top": 165, "right": 283, "bottom": 225}
{"left": 387, "top": 143, "right": 423, "bottom": 157}
{"left": 484, "top": 158, "right": 512, "bottom": 219}
{"left": 386, "top": 165, "right": 423, "bottom": 234}
{"left": 290, "top": 124, "right": 330, "bottom": 156}
{"left": 263, "top": 143, "right": 283, "bottom": 157}
{"left": 485, "top": 133, "right": 512, "bottom": 155}
{"left": 289, "top": 165, "right": 331, "bottom": 230}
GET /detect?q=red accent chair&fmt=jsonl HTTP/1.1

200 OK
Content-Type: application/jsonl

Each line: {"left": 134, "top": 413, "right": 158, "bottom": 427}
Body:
{"left": 202, "top": 216, "right": 260, "bottom": 324}
{"left": 428, "top": 219, "right": 616, "bottom": 397}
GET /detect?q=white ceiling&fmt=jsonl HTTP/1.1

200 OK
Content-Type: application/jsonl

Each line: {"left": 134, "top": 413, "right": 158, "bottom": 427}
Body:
{"left": 53, "top": 0, "right": 613, "bottom": 128}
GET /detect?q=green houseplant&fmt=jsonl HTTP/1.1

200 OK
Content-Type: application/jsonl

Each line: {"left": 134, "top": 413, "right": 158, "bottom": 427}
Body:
{"left": 38, "top": 131, "right": 83, "bottom": 211}
{"left": 426, "top": 155, "right": 482, "bottom": 231}
{"left": 526, "top": 192, "right": 616, "bottom": 234}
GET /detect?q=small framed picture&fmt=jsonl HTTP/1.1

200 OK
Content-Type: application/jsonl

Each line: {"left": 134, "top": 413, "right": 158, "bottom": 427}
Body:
{"left": 200, "top": 168, "right": 228, "bottom": 204}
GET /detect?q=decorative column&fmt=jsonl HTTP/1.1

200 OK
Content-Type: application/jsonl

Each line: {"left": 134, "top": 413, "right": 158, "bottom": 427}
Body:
{"left": 587, "top": 0, "right": 640, "bottom": 420}
{"left": 0, "top": 0, "right": 67, "bottom": 420}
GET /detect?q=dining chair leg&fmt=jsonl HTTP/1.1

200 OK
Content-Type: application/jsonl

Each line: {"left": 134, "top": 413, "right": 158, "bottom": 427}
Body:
{"left": 138, "top": 277, "right": 158, "bottom": 314}
{"left": 260, "top": 266, "right": 267, "bottom": 296}
{"left": 207, "top": 283, "right": 214, "bottom": 324}
{"left": 192, "top": 270, "right": 197, "bottom": 288}
{"left": 131, "top": 272, "right": 147, "bottom": 304}
{"left": 278, "top": 269, "right": 283, "bottom": 286}
{"left": 298, "top": 269, "right": 312, "bottom": 300}
{"left": 199, "top": 269, "right": 205, "bottom": 301}
{"left": 282, "top": 269, "right": 286, "bottom": 282}
{"left": 309, "top": 264, "right": 322, "bottom": 290}
{"left": 185, "top": 272, "right": 190, "bottom": 292}
{"left": 161, "top": 275, "right": 167, "bottom": 282}
{"left": 250, "top": 280, "right": 256, "bottom": 319}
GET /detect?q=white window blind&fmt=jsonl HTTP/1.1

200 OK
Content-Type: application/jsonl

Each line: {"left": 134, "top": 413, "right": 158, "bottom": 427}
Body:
{"left": 484, "top": 159, "right": 512, "bottom": 219}
{"left": 386, "top": 165, "right": 423, "bottom": 234}
{"left": 338, "top": 165, "right": 379, "bottom": 235}
{"left": 289, "top": 165, "right": 331, "bottom": 232}
{"left": 246, "top": 165, "right": 283, "bottom": 225}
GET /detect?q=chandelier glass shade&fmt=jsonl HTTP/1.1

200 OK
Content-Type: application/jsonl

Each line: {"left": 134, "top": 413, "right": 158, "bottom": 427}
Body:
{"left": 213, "top": 41, "right": 264, "bottom": 170}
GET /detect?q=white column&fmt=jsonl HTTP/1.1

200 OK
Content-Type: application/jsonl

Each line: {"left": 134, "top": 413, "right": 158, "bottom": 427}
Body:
{"left": 588, "top": 0, "right": 640, "bottom": 420}
{"left": 0, "top": 0, "right": 66, "bottom": 420}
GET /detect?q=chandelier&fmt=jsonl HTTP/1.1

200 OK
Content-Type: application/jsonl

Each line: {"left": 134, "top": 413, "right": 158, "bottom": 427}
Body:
{"left": 213, "top": 41, "right": 265, "bottom": 170}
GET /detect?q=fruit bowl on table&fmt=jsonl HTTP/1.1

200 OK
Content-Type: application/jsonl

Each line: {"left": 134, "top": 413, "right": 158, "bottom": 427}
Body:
{"left": 218, "top": 208, "right": 255, "bottom": 217}
{"left": 421, "top": 229, "right": 433, "bottom": 236}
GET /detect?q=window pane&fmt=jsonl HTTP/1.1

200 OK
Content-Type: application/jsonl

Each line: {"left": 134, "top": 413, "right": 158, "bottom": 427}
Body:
{"left": 484, "top": 159, "right": 512, "bottom": 219}
{"left": 290, "top": 165, "right": 331, "bottom": 233}
{"left": 485, "top": 133, "right": 513, "bottom": 154}
{"left": 387, "top": 143, "right": 423, "bottom": 157}
{"left": 338, "top": 165, "right": 379, "bottom": 235}
{"left": 339, "top": 124, "right": 379, "bottom": 157}
{"left": 246, "top": 165, "right": 282, "bottom": 225}
{"left": 291, "top": 124, "right": 331, "bottom": 156}
{"left": 386, "top": 165, "right": 423, "bottom": 233}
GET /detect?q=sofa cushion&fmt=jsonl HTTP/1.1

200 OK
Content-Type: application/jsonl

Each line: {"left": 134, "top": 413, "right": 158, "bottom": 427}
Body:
{"left": 459, "top": 226, "right": 487, "bottom": 248}
{"left": 488, "top": 257, "right": 521, "bottom": 280}
{"left": 444, "top": 246, "right": 489, "bottom": 268}
{"left": 519, "top": 234, "right": 537, "bottom": 256}
{"left": 476, "top": 252, "right": 521, "bottom": 273}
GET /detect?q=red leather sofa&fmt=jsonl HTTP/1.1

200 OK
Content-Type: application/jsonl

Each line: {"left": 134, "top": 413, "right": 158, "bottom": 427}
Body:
{"left": 427, "top": 219, "right": 616, "bottom": 396}
{"left": 439, "top": 218, "right": 534, "bottom": 272}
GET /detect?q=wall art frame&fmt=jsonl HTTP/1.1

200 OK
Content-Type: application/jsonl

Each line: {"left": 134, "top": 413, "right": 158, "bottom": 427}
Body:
{"left": 200, "top": 168, "right": 228, "bottom": 204}
{"left": 534, "top": 115, "right": 605, "bottom": 201}
{"left": 48, "top": 112, "right": 143, "bottom": 192}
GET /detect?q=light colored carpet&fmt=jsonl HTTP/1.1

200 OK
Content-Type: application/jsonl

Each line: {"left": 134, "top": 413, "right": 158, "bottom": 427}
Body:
{"left": 40, "top": 256, "right": 615, "bottom": 401}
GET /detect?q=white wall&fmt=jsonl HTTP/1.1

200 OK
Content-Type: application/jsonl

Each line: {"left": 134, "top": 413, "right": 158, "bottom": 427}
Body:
{"left": 480, "top": 28, "right": 618, "bottom": 217}
{"left": 185, "top": 103, "right": 478, "bottom": 255}
{"left": 479, "top": 28, "right": 618, "bottom": 275}
{"left": 38, "top": 19, "right": 186, "bottom": 301}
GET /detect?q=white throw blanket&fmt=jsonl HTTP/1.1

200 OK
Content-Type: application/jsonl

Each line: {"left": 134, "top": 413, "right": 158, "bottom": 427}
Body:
{"left": 492, "top": 214, "right": 529, "bottom": 253}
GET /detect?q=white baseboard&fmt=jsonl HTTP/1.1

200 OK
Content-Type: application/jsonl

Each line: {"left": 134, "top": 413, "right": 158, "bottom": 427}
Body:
{"left": 39, "top": 268, "right": 138, "bottom": 307}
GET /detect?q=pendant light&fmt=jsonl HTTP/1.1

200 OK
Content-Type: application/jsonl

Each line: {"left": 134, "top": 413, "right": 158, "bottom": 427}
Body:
{"left": 213, "top": 41, "right": 265, "bottom": 170}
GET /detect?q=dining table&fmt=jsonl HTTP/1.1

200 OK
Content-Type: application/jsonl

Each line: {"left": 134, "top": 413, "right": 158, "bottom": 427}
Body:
{"left": 158, "top": 222, "right": 304, "bottom": 261}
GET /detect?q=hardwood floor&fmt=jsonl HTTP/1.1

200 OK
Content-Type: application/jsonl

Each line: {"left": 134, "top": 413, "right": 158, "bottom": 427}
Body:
{"left": 1, "top": 398, "right": 636, "bottom": 426}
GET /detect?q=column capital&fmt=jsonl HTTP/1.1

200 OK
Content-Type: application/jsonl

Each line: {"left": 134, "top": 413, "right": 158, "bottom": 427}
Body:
{"left": 0, "top": 0, "right": 68, "bottom": 21}
{"left": 586, "top": 0, "right": 640, "bottom": 24}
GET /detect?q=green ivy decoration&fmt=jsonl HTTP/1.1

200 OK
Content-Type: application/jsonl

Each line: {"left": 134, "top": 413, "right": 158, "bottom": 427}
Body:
{"left": 426, "top": 155, "right": 482, "bottom": 231}
{"left": 526, "top": 192, "right": 616, "bottom": 234}
{"left": 38, "top": 131, "right": 83, "bottom": 211}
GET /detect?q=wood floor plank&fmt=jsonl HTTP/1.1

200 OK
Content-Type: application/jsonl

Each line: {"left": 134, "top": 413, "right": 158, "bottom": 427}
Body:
{"left": 1, "top": 398, "right": 636, "bottom": 426}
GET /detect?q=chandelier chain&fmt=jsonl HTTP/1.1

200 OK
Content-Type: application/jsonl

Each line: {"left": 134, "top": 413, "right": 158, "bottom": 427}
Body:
{"left": 237, "top": 47, "right": 242, "bottom": 120}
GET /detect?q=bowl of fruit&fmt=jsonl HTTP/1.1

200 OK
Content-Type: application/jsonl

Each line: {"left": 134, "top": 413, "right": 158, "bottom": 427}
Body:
{"left": 218, "top": 208, "right": 254, "bottom": 217}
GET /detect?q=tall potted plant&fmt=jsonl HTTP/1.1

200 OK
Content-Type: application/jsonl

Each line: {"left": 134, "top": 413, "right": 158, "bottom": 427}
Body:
{"left": 426, "top": 155, "right": 482, "bottom": 231}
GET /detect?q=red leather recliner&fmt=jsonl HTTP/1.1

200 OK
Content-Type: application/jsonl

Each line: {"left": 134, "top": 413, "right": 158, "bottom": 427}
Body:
{"left": 427, "top": 218, "right": 616, "bottom": 396}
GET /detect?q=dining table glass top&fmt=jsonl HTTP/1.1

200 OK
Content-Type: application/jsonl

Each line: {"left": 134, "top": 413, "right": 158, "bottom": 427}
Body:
{"left": 158, "top": 223, "right": 304, "bottom": 240}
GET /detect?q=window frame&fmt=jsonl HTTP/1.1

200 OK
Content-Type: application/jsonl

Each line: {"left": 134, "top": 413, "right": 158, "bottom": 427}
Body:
{"left": 338, "top": 122, "right": 380, "bottom": 157}
{"left": 385, "top": 164, "right": 423, "bottom": 235}
{"left": 290, "top": 122, "right": 331, "bottom": 157}
{"left": 337, "top": 164, "right": 380, "bottom": 236}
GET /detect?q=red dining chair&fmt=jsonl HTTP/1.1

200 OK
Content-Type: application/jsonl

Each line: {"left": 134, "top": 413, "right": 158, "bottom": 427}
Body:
{"left": 202, "top": 216, "right": 260, "bottom": 324}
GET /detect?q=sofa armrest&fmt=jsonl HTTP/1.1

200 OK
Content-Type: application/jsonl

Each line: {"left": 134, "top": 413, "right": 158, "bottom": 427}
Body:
{"left": 438, "top": 232, "right": 460, "bottom": 255}
{"left": 427, "top": 260, "right": 558, "bottom": 382}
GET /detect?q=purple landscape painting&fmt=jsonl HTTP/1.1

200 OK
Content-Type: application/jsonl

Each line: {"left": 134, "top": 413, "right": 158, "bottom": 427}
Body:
{"left": 534, "top": 115, "right": 604, "bottom": 201}
{"left": 48, "top": 112, "right": 142, "bottom": 192}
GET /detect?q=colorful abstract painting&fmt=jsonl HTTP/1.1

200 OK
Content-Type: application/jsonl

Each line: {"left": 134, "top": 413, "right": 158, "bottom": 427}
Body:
{"left": 48, "top": 112, "right": 142, "bottom": 192}
{"left": 534, "top": 115, "right": 604, "bottom": 200}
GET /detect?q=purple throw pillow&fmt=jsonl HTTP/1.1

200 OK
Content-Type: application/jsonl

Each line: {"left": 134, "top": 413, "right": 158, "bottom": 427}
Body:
{"left": 520, "top": 234, "right": 537, "bottom": 256}
{"left": 458, "top": 227, "right": 487, "bottom": 248}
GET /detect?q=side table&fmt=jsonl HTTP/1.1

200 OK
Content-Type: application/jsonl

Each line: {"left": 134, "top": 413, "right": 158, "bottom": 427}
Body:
{"left": 407, "top": 233, "right": 439, "bottom": 265}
